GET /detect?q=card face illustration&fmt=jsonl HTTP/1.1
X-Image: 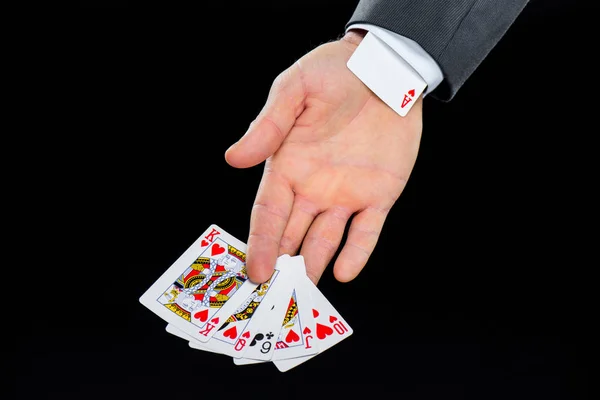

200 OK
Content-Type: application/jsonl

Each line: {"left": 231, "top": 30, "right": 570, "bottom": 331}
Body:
{"left": 144, "top": 243, "right": 354, "bottom": 372}
{"left": 139, "top": 224, "right": 258, "bottom": 342}
{"left": 234, "top": 255, "right": 319, "bottom": 365}
{"left": 229, "top": 257, "right": 296, "bottom": 361}
{"left": 190, "top": 255, "right": 292, "bottom": 357}
{"left": 270, "top": 265, "right": 320, "bottom": 361}
{"left": 191, "top": 270, "right": 279, "bottom": 354}
{"left": 273, "top": 271, "right": 353, "bottom": 372}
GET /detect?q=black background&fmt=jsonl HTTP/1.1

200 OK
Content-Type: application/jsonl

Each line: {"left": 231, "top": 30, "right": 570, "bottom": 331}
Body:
{"left": 14, "top": 1, "right": 595, "bottom": 399}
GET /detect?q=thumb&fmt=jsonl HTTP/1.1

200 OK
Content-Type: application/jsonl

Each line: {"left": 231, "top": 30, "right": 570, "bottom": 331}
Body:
{"left": 225, "top": 64, "right": 306, "bottom": 168}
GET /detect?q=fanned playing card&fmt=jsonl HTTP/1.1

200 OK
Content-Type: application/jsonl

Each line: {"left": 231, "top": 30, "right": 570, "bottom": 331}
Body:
{"left": 164, "top": 324, "right": 220, "bottom": 354}
{"left": 272, "top": 266, "right": 353, "bottom": 372}
{"left": 141, "top": 227, "right": 354, "bottom": 372}
{"left": 188, "top": 255, "right": 293, "bottom": 357}
{"left": 231, "top": 255, "right": 298, "bottom": 362}
{"left": 234, "top": 255, "right": 320, "bottom": 365}
{"left": 139, "top": 224, "right": 258, "bottom": 343}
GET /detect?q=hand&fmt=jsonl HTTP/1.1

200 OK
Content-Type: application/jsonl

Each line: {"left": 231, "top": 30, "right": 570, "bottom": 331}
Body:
{"left": 225, "top": 30, "right": 423, "bottom": 284}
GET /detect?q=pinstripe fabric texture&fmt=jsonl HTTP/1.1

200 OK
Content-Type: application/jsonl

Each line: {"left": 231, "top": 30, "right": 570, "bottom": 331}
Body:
{"left": 347, "top": 0, "right": 529, "bottom": 101}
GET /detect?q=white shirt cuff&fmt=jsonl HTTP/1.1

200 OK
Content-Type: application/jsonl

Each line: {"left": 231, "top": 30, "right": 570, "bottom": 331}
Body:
{"left": 347, "top": 23, "right": 444, "bottom": 96}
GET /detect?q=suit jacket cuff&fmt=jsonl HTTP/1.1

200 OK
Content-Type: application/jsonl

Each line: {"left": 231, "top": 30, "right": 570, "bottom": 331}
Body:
{"left": 347, "top": 0, "right": 529, "bottom": 101}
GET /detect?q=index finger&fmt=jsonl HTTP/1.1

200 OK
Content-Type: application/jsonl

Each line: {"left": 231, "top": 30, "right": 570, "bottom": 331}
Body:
{"left": 246, "top": 166, "right": 294, "bottom": 283}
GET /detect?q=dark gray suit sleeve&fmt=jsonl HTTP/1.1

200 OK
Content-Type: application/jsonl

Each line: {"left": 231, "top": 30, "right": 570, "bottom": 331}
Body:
{"left": 346, "top": 0, "right": 529, "bottom": 101}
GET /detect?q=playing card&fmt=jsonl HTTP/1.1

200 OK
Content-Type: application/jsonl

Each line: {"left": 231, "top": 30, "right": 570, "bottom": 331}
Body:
{"left": 164, "top": 324, "right": 220, "bottom": 354}
{"left": 234, "top": 255, "right": 320, "bottom": 365}
{"left": 232, "top": 255, "right": 300, "bottom": 362}
{"left": 188, "top": 255, "right": 293, "bottom": 357}
{"left": 273, "top": 267, "right": 353, "bottom": 372}
{"left": 139, "top": 224, "right": 258, "bottom": 343}
{"left": 347, "top": 30, "right": 427, "bottom": 117}
{"left": 271, "top": 255, "right": 321, "bottom": 361}
{"left": 141, "top": 227, "right": 354, "bottom": 372}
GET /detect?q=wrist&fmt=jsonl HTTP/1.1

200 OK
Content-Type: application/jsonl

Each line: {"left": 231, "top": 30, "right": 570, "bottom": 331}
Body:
{"left": 341, "top": 29, "right": 366, "bottom": 48}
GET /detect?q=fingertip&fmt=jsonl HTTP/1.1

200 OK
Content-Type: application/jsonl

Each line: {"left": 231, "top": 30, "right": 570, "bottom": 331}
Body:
{"left": 247, "top": 267, "right": 273, "bottom": 284}
{"left": 224, "top": 142, "right": 243, "bottom": 168}
{"left": 223, "top": 135, "right": 270, "bottom": 169}
{"left": 246, "top": 251, "right": 278, "bottom": 284}
{"left": 249, "top": 263, "right": 275, "bottom": 284}
{"left": 333, "top": 260, "right": 358, "bottom": 283}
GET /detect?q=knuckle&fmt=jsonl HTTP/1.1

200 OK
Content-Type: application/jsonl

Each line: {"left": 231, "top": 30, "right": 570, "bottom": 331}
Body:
{"left": 253, "top": 201, "right": 288, "bottom": 221}
{"left": 304, "top": 235, "right": 338, "bottom": 253}
{"left": 279, "top": 234, "right": 296, "bottom": 251}
{"left": 346, "top": 241, "right": 371, "bottom": 258}
{"left": 248, "top": 232, "right": 279, "bottom": 246}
